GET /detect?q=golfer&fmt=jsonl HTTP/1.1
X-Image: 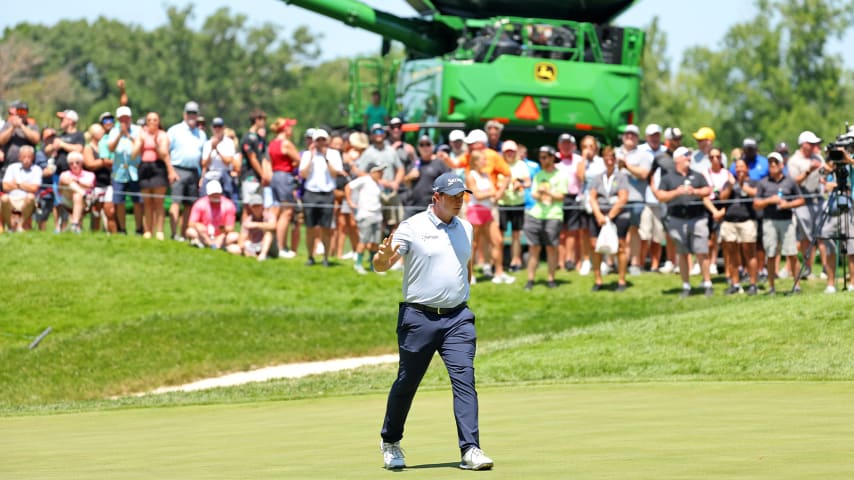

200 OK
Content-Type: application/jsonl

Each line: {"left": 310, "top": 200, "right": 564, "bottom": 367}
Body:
{"left": 373, "top": 172, "right": 494, "bottom": 471}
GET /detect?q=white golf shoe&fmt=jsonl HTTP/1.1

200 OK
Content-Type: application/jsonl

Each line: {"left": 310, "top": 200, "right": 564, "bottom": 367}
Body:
{"left": 460, "top": 447, "right": 493, "bottom": 470}
{"left": 381, "top": 441, "right": 406, "bottom": 470}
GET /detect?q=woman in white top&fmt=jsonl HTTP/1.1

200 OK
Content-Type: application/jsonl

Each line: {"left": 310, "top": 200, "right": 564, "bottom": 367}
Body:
{"left": 704, "top": 147, "right": 734, "bottom": 275}
{"left": 466, "top": 150, "right": 496, "bottom": 280}
{"left": 576, "top": 135, "right": 606, "bottom": 276}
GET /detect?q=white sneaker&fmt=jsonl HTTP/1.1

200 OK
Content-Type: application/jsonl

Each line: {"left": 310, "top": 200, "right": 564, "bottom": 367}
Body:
{"left": 600, "top": 262, "right": 612, "bottom": 275}
{"left": 824, "top": 285, "right": 836, "bottom": 294}
{"left": 690, "top": 263, "right": 700, "bottom": 276}
{"left": 777, "top": 269, "right": 790, "bottom": 279}
{"left": 381, "top": 441, "right": 406, "bottom": 470}
{"left": 628, "top": 265, "right": 642, "bottom": 276}
{"left": 341, "top": 251, "right": 356, "bottom": 260}
{"left": 278, "top": 249, "right": 296, "bottom": 259}
{"left": 710, "top": 264, "right": 719, "bottom": 275}
{"left": 354, "top": 264, "right": 367, "bottom": 275}
{"left": 314, "top": 243, "right": 325, "bottom": 255}
{"left": 659, "top": 261, "right": 675, "bottom": 274}
{"left": 673, "top": 264, "right": 680, "bottom": 274}
{"left": 578, "top": 259, "right": 592, "bottom": 276}
{"left": 848, "top": 284, "right": 854, "bottom": 292}
{"left": 460, "top": 447, "right": 493, "bottom": 471}
{"left": 482, "top": 264, "right": 494, "bottom": 277}
{"left": 491, "top": 273, "right": 516, "bottom": 284}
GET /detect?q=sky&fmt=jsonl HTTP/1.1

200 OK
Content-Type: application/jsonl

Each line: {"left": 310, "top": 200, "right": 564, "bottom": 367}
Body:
{"left": 0, "top": 0, "right": 849, "bottom": 67}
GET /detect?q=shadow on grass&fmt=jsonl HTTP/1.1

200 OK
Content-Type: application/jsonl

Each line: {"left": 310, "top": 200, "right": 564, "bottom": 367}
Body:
{"left": 407, "top": 462, "right": 460, "bottom": 470}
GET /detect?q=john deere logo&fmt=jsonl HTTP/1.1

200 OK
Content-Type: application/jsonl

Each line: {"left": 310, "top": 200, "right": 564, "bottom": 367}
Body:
{"left": 535, "top": 62, "right": 557, "bottom": 82}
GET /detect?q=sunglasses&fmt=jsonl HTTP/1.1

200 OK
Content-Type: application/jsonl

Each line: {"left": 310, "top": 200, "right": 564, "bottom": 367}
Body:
{"left": 15, "top": 109, "right": 28, "bottom": 116}
{"left": 709, "top": 155, "right": 721, "bottom": 159}
{"left": 186, "top": 111, "right": 199, "bottom": 115}
{"left": 102, "top": 118, "right": 115, "bottom": 123}
{"left": 389, "top": 125, "right": 401, "bottom": 129}
{"left": 419, "top": 142, "right": 432, "bottom": 147}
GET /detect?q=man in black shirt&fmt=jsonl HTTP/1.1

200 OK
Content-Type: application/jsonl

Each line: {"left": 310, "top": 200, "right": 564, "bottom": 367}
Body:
{"left": 654, "top": 146, "right": 716, "bottom": 297}
{"left": 754, "top": 152, "right": 805, "bottom": 295}
{"left": 51, "top": 110, "right": 86, "bottom": 176}
{"left": 0, "top": 101, "right": 41, "bottom": 175}
{"left": 402, "top": 135, "right": 449, "bottom": 218}
{"left": 240, "top": 109, "right": 268, "bottom": 205}
{"left": 719, "top": 157, "right": 759, "bottom": 295}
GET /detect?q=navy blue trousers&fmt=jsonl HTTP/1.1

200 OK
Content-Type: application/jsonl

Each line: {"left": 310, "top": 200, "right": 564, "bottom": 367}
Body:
{"left": 381, "top": 303, "right": 480, "bottom": 454}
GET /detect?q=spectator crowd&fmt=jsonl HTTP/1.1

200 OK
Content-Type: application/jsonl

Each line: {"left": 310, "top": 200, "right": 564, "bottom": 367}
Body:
{"left": 3, "top": 92, "right": 854, "bottom": 296}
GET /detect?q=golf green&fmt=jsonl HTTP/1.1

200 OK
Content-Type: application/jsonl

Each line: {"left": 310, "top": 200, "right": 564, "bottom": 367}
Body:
{"left": 2, "top": 382, "right": 852, "bottom": 479}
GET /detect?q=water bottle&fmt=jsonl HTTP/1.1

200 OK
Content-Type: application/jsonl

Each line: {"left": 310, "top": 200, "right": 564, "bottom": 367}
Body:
{"left": 777, "top": 188, "right": 783, "bottom": 199}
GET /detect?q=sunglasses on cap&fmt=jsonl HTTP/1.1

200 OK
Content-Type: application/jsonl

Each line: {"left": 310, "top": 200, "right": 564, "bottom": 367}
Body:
{"left": 15, "top": 108, "right": 28, "bottom": 116}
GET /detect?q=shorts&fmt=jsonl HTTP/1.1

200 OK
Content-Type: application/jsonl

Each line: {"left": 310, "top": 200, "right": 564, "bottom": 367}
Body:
{"left": 91, "top": 186, "right": 108, "bottom": 205}
{"left": 357, "top": 218, "right": 382, "bottom": 245}
{"left": 170, "top": 166, "right": 200, "bottom": 204}
{"left": 819, "top": 209, "right": 854, "bottom": 255}
{"left": 720, "top": 219, "right": 757, "bottom": 243}
{"left": 498, "top": 204, "right": 525, "bottom": 232}
{"left": 303, "top": 190, "right": 334, "bottom": 228}
{"left": 270, "top": 171, "right": 297, "bottom": 205}
{"left": 6, "top": 195, "right": 33, "bottom": 212}
{"left": 139, "top": 160, "right": 171, "bottom": 190}
{"left": 666, "top": 216, "right": 710, "bottom": 255}
{"left": 625, "top": 202, "right": 645, "bottom": 227}
{"left": 244, "top": 240, "right": 263, "bottom": 255}
{"left": 523, "top": 214, "right": 561, "bottom": 247}
{"left": 34, "top": 190, "right": 54, "bottom": 223}
{"left": 111, "top": 180, "right": 142, "bottom": 204}
{"left": 466, "top": 204, "right": 493, "bottom": 226}
{"left": 562, "top": 194, "right": 584, "bottom": 230}
{"left": 381, "top": 192, "right": 404, "bottom": 226}
{"left": 241, "top": 179, "right": 262, "bottom": 205}
{"left": 794, "top": 198, "right": 821, "bottom": 243}
{"left": 762, "top": 218, "right": 798, "bottom": 257}
{"left": 263, "top": 186, "right": 275, "bottom": 209}
{"left": 589, "top": 209, "right": 631, "bottom": 239}
{"left": 639, "top": 205, "right": 666, "bottom": 243}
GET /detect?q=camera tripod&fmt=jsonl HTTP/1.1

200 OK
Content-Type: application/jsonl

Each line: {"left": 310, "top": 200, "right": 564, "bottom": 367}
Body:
{"left": 792, "top": 181, "right": 854, "bottom": 294}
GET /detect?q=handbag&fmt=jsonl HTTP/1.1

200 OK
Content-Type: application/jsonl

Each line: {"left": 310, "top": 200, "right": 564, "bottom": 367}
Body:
{"left": 595, "top": 219, "right": 619, "bottom": 255}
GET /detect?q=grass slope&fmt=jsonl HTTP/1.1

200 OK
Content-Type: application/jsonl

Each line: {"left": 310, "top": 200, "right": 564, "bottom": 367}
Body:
{"left": 2, "top": 383, "right": 853, "bottom": 479}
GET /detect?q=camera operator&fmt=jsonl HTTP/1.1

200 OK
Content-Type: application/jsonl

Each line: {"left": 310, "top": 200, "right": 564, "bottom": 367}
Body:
{"left": 817, "top": 146, "right": 854, "bottom": 293}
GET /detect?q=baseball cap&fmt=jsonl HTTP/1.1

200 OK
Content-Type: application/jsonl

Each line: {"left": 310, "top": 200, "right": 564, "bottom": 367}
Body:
{"left": 437, "top": 144, "right": 452, "bottom": 153}
{"left": 645, "top": 123, "right": 662, "bottom": 136}
{"left": 116, "top": 106, "right": 132, "bottom": 119}
{"left": 664, "top": 127, "right": 683, "bottom": 140}
{"left": 184, "top": 101, "right": 200, "bottom": 113}
{"left": 211, "top": 117, "right": 225, "bottom": 127}
{"left": 743, "top": 138, "right": 758, "bottom": 149}
{"left": 305, "top": 128, "right": 316, "bottom": 138}
{"left": 464, "top": 129, "right": 488, "bottom": 144}
{"left": 207, "top": 180, "right": 223, "bottom": 195}
{"left": 797, "top": 131, "right": 822, "bottom": 145}
{"left": 99, "top": 112, "right": 114, "bottom": 123}
{"left": 312, "top": 128, "right": 329, "bottom": 141}
{"left": 247, "top": 193, "right": 264, "bottom": 205}
{"left": 366, "top": 162, "right": 385, "bottom": 173}
{"left": 539, "top": 145, "right": 557, "bottom": 156}
{"left": 768, "top": 152, "right": 784, "bottom": 164}
{"left": 673, "top": 146, "right": 693, "bottom": 158}
{"left": 692, "top": 127, "right": 716, "bottom": 141}
{"left": 349, "top": 131, "right": 369, "bottom": 150}
{"left": 418, "top": 134, "right": 433, "bottom": 145}
{"left": 623, "top": 124, "right": 640, "bottom": 136}
{"left": 502, "top": 140, "right": 518, "bottom": 151}
{"left": 558, "top": 133, "right": 576, "bottom": 143}
{"left": 370, "top": 123, "right": 385, "bottom": 135}
{"left": 775, "top": 141, "right": 790, "bottom": 154}
{"left": 449, "top": 129, "right": 465, "bottom": 142}
{"left": 389, "top": 117, "right": 403, "bottom": 127}
{"left": 12, "top": 101, "right": 29, "bottom": 112}
{"left": 432, "top": 172, "right": 472, "bottom": 195}
{"left": 56, "top": 110, "right": 79, "bottom": 123}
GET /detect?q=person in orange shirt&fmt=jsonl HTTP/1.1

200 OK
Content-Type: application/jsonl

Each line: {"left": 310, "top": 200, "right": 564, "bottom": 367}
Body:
{"left": 455, "top": 129, "right": 514, "bottom": 283}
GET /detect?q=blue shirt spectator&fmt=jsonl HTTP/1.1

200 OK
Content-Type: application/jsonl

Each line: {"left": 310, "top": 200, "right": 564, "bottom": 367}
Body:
{"left": 108, "top": 124, "right": 141, "bottom": 182}
{"left": 167, "top": 118, "right": 207, "bottom": 170}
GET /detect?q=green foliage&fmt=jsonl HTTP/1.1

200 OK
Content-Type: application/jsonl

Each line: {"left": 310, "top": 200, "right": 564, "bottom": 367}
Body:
{"left": 0, "top": 5, "right": 350, "bottom": 132}
{"left": 639, "top": 0, "right": 854, "bottom": 151}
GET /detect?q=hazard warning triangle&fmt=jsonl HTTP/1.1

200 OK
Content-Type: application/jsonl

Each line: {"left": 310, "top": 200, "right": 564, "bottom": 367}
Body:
{"left": 515, "top": 96, "right": 540, "bottom": 121}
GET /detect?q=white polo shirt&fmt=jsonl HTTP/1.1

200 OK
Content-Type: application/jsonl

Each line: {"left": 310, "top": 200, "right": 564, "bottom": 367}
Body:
{"left": 299, "top": 148, "right": 343, "bottom": 193}
{"left": 393, "top": 206, "right": 473, "bottom": 308}
{"left": 2, "top": 162, "right": 43, "bottom": 199}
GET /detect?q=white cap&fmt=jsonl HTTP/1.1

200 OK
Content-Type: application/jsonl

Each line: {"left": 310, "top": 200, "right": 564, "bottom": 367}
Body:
{"left": 673, "top": 146, "right": 692, "bottom": 159}
{"left": 56, "top": 110, "right": 79, "bottom": 123}
{"left": 623, "top": 124, "right": 640, "bottom": 136}
{"left": 312, "top": 128, "right": 329, "bottom": 141}
{"left": 797, "top": 130, "right": 822, "bottom": 145}
{"left": 206, "top": 180, "right": 223, "bottom": 195}
{"left": 464, "top": 129, "right": 488, "bottom": 144}
{"left": 664, "top": 127, "right": 683, "bottom": 140}
{"left": 449, "top": 129, "right": 465, "bottom": 142}
{"left": 768, "top": 152, "right": 784, "bottom": 163}
{"left": 116, "top": 106, "right": 132, "bottom": 119}
{"left": 645, "top": 123, "right": 662, "bottom": 136}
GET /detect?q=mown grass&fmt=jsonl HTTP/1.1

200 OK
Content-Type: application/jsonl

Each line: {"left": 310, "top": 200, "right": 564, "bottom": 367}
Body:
{"left": 1, "top": 230, "right": 852, "bottom": 414}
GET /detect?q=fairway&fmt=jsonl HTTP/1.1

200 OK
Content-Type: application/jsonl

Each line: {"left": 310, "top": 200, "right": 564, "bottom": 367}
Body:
{"left": 2, "top": 382, "right": 852, "bottom": 479}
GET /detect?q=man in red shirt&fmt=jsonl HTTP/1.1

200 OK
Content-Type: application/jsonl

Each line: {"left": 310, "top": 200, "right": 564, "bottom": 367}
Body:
{"left": 186, "top": 179, "right": 239, "bottom": 250}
